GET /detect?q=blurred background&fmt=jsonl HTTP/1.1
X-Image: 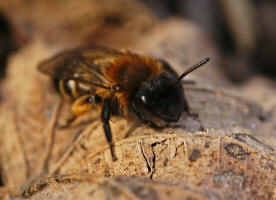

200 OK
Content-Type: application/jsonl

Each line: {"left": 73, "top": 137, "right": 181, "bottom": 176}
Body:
{"left": 0, "top": 0, "right": 275, "bottom": 83}
{"left": 142, "top": 0, "right": 276, "bottom": 82}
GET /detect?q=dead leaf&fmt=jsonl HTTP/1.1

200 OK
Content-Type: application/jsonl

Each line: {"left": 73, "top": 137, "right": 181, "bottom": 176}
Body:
{"left": 75, "top": 132, "right": 275, "bottom": 200}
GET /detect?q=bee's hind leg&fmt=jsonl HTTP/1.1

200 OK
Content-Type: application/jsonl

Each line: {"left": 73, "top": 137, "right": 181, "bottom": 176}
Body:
{"left": 60, "top": 94, "right": 101, "bottom": 128}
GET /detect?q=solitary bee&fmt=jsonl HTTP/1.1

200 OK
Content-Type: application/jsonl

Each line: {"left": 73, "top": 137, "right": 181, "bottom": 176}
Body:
{"left": 38, "top": 46, "right": 209, "bottom": 161}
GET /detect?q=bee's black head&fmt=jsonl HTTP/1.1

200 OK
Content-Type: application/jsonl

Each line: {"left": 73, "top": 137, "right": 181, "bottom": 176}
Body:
{"left": 131, "top": 57, "right": 209, "bottom": 125}
{"left": 134, "top": 72, "right": 184, "bottom": 122}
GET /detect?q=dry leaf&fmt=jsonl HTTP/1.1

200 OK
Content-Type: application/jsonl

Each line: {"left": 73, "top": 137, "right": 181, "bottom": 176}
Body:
{"left": 22, "top": 174, "right": 219, "bottom": 200}
{"left": 75, "top": 132, "right": 275, "bottom": 200}
{"left": 0, "top": 1, "right": 275, "bottom": 199}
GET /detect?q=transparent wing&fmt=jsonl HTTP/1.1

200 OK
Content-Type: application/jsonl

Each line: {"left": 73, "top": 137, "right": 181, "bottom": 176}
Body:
{"left": 38, "top": 46, "right": 123, "bottom": 88}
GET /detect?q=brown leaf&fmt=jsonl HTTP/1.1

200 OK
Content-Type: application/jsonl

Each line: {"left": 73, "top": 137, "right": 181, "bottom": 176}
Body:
{"left": 21, "top": 174, "right": 231, "bottom": 200}
{"left": 0, "top": 1, "right": 275, "bottom": 199}
{"left": 75, "top": 132, "right": 275, "bottom": 200}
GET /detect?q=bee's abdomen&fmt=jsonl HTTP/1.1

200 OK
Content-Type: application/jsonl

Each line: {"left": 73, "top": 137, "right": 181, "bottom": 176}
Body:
{"left": 58, "top": 79, "right": 92, "bottom": 100}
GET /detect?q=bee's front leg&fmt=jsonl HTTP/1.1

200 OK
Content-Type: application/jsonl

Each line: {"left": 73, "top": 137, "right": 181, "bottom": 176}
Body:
{"left": 182, "top": 93, "right": 198, "bottom": 118}
{"left": 131, "top": 102, "right": 162, "bottom": 129}
{"left": 101, "top": 98, "right": 117, "bottom": 161}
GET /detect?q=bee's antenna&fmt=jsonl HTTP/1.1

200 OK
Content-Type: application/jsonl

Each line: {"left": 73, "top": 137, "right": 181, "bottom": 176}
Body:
{"left": 176, "top": 57, "right": 210, "bottom": 82}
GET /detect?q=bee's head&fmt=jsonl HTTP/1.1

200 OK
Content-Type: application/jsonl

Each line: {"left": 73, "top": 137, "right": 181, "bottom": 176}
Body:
{"left": 134, "top": 72, "right": 183, "bottom": 122}
{"left": 132, "top": 57, "right": 209, "bottom": 124}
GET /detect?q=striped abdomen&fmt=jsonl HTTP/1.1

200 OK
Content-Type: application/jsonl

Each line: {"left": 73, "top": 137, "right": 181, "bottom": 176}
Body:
{"left": 57, "top": 79, "right": 93, "bottom": 100}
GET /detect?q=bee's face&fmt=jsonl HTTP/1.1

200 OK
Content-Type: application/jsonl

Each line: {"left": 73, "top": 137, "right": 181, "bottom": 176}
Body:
{"left": 134, "top": 73, "right": 184, "bottom": 122}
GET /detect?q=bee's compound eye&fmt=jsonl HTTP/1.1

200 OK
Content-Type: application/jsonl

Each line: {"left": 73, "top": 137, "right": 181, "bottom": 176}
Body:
{"left": 141, "top": 95, "right": 147, "bottom": 104}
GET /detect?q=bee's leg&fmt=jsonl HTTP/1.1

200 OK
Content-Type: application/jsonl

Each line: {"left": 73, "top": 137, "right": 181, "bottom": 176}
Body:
{"left": 61, "top": 94, "right": 101, "bottom": 128}
{"left": 131, "top": 102, "right": 161, "bottom": 129}
{"left": 183, "top": 93, "right": 198, "bottom": 117}
{"left": 181, "top": 80, "right": 196, "bottom": 85}
{"left": 101, "top": 98, "right": 117, "bottom": 161}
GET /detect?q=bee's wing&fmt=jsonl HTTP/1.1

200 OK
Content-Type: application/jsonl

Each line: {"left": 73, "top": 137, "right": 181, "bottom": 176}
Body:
{"left": 38, "top": 46, "right": 123, "bottom": 88}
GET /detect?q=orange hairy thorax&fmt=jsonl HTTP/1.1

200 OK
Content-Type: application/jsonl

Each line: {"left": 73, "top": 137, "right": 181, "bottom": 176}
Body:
{"left": 104, "top": 53, "right": 162, "bottom": 115}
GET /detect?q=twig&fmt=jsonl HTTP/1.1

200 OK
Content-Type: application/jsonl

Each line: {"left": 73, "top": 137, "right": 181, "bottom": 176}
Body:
{"left": 41, "top": 98, "right": 63, "bottom": 174}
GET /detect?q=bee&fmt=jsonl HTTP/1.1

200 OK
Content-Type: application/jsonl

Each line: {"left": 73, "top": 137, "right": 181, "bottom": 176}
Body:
{"left": 38, "top": 46, "right": 209, "bottom": 161}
